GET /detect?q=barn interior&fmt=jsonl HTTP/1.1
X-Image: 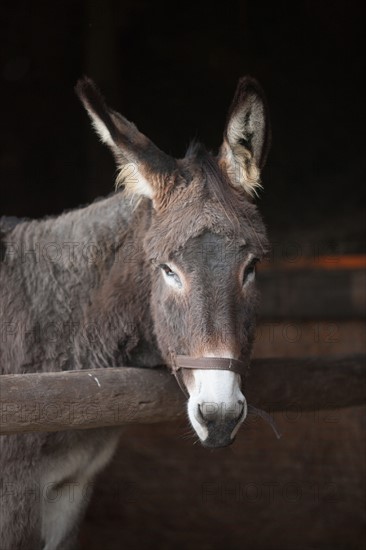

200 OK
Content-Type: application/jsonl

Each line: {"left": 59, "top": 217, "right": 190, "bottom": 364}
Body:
{"left": 1, "top": 1, "right": 365, "bottom": 549}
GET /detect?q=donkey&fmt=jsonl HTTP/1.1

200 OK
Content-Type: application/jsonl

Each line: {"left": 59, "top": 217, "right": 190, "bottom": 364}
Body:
{"left": 0, "top": 76, "right": 269, "bottom": 549}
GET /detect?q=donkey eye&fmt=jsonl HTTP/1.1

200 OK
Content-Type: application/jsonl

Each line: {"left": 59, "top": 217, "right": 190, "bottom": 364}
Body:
{"left": 159, "top": 264, "right": 182, "bottom": 288}
{"left": 243, "top": 258, "right": 259, "bottom": 285}
{"left": 160, "top": 264, "right": 175, "bottom": 276}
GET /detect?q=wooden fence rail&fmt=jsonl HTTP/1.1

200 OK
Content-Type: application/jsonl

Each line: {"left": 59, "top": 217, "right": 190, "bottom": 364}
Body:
{"left": 0, "top": 354, "right": 365, "bottom": 435}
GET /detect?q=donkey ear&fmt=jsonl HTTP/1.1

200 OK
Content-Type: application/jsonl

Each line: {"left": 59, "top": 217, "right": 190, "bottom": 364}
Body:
{"left": 75, "top": 77, "right": 176, "bottom": 201}
{"left": 218, "top": 76, "right": 270, "bottom": 197}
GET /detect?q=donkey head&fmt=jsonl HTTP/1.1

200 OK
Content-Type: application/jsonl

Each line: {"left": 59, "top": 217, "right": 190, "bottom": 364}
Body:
{"left": 77, "top": 77, "right": 270, "bottom": 448}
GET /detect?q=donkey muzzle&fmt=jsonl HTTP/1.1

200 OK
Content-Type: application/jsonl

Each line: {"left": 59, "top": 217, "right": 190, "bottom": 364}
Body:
{"left": 171, "top": 355, "right": 250, "bottom": 397}
{"left": 171, "top": 355, "right": 249, "bottom": 447}
{"left": 171, "top": 355, "right": 282, "bottom": 444}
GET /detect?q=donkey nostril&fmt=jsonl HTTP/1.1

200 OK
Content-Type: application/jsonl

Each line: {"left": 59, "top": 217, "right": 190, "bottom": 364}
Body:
{"left": 197, "top": 404, "right": 206, "bottom": 424}
{"left": 235, "top": 401, "right": 245, "bottom": 421}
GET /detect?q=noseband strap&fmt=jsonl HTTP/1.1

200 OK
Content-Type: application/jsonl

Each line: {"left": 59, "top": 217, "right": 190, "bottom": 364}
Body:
{"left": 170, "top": 355, "right": 250, "bottom": 398}
{"left": 173, "top": 355, "right": 249, "bottom": 376}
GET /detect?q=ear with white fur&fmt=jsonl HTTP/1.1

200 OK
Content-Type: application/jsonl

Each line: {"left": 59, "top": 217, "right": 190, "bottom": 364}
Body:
{"left": 218, "top": 76, "right": 270, "bottom": 197}
{"left": 75, "top": 77, "right": 176, "bottom": 201}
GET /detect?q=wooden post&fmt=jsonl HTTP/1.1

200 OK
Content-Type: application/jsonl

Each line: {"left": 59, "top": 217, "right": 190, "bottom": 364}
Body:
{"left": 0, "top": 355, "right": 365, "bottom": 435}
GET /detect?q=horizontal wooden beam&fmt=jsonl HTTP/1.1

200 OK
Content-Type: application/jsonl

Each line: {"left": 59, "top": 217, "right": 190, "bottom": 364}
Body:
{"left": 0, "top": 355, "right": 365, "bottom": 435}
{"left": 258, "top": 269, "right": 366, "bottom": 319}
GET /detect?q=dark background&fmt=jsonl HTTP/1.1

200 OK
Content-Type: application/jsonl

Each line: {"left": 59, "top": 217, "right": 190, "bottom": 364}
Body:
{"left": 1, "top": 0, "right": 365, "bottom": 252}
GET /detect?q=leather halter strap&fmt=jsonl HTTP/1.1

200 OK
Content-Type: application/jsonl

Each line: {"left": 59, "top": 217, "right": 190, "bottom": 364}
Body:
{"left": 171, "top": 355, "right": 250, "bottom": 397}
{"left": 173, "top": 355, "right": 249, "bottom": 376}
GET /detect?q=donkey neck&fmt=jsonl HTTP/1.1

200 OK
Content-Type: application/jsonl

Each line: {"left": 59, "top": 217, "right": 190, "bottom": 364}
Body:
{"left": 68, "top": 192, "right": 162, "bottom": 369}
{"left": 4, "top": 190, "right": 161, "bottom": 371}
{"left": 45, "top": 189, "right": 139, "bottom": 249}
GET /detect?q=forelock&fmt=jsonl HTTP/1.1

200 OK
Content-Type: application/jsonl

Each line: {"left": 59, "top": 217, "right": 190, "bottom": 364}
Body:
{"left": 143, "top": 143, "right": 269, "bottom": 260}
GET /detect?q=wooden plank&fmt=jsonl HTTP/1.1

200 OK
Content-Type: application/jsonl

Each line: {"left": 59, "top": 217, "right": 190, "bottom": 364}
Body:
{"left": 0, "top": 355, "right": 365, "bottom": 435}
{"left": 257, "top": 269, "right": 366, "bottom": 319}
{"left": 0, "top": 366, "right": 185, "bottom": 435}
{"left": 246, "top": 355, "right": 366, "bottom": 413}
